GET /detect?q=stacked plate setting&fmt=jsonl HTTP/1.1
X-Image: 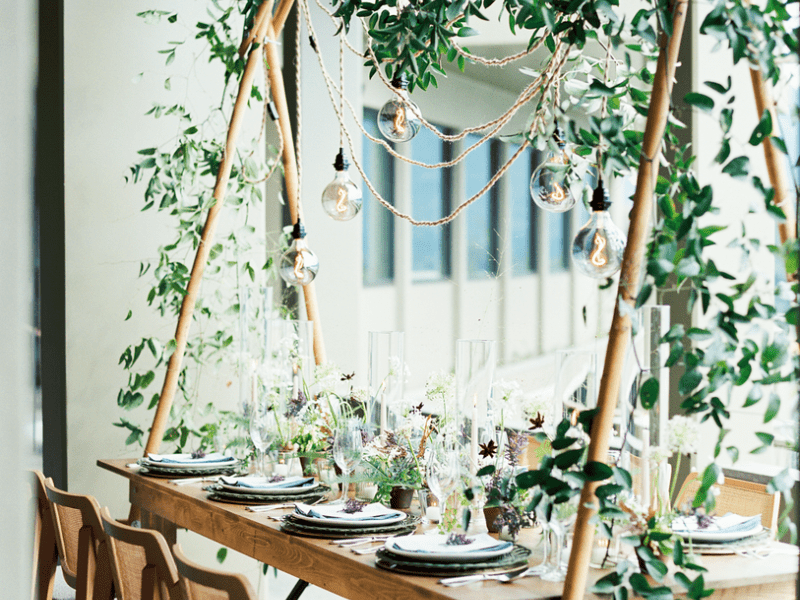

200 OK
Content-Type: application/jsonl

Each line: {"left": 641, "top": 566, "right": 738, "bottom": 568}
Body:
{"left": 670, "top": 513, "right": 768, "bottom": 554}
{"left": 138, "top": 453, "right": 239, "bottom": 477}
{"left": 375, "top": 533, "right": 532, "bottom": 577}
{"left": 281, "top": 502, "right": 418, "bottom": 539}
{"left": 207, "top": 475, "right": 329, "bottom": 504}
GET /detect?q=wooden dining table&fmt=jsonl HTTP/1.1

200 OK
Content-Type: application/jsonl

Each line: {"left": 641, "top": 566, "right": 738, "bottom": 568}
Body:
{"left": 98, "top": 458, "right": 797, "bottom": 600}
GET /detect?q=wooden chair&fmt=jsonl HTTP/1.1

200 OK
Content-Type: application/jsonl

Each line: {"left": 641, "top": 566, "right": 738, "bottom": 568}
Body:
{"left": 100, "top": 508, "right": 182, "bottom": 600}
{"left": 32, "top": 471, "right": 60, "bottom": 600}
{"left": 675, "top": 471, "right": 780, "bottom": 532}
{"left": 173, "top": 544, "right": 257, "bottom": 600}
{"left": 44, "top": 479, "right": 114, "bottom": 600}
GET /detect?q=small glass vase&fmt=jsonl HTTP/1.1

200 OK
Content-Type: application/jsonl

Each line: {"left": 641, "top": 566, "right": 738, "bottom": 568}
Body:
{"left": 367, "top": 331, "right": 405, "bottom": 436}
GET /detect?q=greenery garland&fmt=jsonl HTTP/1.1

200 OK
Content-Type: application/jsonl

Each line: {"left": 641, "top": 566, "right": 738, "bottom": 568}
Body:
{"left": 118, "top": 0, "right": 798, "bottom": 596}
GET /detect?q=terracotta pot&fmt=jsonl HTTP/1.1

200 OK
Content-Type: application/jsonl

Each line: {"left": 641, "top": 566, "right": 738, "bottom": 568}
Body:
{"left": 390, "top": 487, "right": 414, "bottom": 509}
{"left": 483, "top": 506, "right": 504, "bottom": 533}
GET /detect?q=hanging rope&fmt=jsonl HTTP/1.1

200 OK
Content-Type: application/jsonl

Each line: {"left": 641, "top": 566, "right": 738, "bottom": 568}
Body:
{"left": 339, "top": 22, "right": 345, "bottom": 148}
{"left": 241, "top": 53, "right": 285, "bottom": 184}
{"left": 298, "top": 0, "right": 574, "bottom": 227}
{"left": 295, "top": 4, "right": 303, "bottom": 202}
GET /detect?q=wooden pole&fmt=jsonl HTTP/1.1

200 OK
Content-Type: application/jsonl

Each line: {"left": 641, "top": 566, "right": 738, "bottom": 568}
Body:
{"left": 142, "top": 0, "right": 275, "bottom": 459}
{"left": 749, "top": 68, "right": 797, "bottom": 252}
{"left": 264, "top": 18, "right": 328, "bottom": 365}
{"left": 561, "top": 1, "right": 689, "bottom": 598}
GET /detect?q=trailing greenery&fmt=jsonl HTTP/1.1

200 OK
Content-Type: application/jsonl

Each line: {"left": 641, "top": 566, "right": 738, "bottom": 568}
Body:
{"left": 121, "top": 0, "right": 797, "bottom": 596}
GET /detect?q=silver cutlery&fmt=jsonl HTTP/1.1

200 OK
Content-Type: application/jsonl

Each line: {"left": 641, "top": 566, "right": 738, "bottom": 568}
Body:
{"left": 331, "top": 535, "right": 394, "bottom": 547}
{"left": 439, "top": 566, "right": 529, "bottom": 587}
{"left": 246, "top": 503, "right": 295, "bottom": 512}
{"left": 170, "top": 476, "right": 220, "bottom": 486}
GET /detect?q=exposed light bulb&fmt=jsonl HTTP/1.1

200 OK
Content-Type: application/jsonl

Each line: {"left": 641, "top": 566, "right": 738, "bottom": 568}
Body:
{"left": 571, "top": 177, "right": 626, "bottom": 279}
{"left": 279, "top": 219, "right": 320, "bottom": 285}
{"left": 530, "top": 126, "right": 576, "bottom": 213}
{"left": 377, "top": 75, "right": 421, "bottom": 143}
{"left": 321, "top": 150, "right": 362, "bottom": 221}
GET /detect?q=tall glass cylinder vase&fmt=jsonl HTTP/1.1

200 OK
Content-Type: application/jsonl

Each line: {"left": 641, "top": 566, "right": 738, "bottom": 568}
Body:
{"left": 367, "top": 331, "right": 405, "bottom": 436}
{"left": 455, "top": 340, "right": 496, "bottom": 474}
{"left": 258, "top": 319, "right": 314, "bottom": 453}
{"left": 553, "top": 349, "right": 598, "bottom": 427}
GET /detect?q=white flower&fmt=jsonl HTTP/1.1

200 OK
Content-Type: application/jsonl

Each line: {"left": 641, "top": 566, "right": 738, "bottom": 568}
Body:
{"left": 313, "top": 363, "right": 342, "bottom": 396}
{"left": 521, "top": 386, "right": 554, "bottom": 426}
{"left": 667, "top": 415, "right": 699, "bottom": 455}
{"left": 649, "top": 445, "right": 672, "bottom": 464}
{"left": 492, "top": 379, "right": 522, "bottom": 415}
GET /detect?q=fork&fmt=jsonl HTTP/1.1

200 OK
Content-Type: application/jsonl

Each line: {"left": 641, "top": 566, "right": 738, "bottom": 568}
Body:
{"left": 439, "top": 566, "right": 529, "bottom": 587}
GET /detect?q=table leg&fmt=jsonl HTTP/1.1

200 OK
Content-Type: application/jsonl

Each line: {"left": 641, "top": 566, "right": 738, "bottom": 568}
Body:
{"left": 285, "top": 579, "right": 309, "bottom": 600}
{"left": 139, "top": 509, "right": 178, "bottom": 546}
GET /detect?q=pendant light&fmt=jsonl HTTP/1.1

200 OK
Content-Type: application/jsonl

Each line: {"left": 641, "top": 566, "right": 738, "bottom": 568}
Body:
{"left": 571, "top": 176, "right": 626, "bottom": 278}
{"left": 279, "top": 219, "right": 320, "bottom": 285}
{"left": 377, "top": 74, "right": 421, "bottom": 143}
{"left": 530, "top": 125, "right": 576, "bottom": 213}
{"left": 321, "top": 149, "right": 362, "bottom": 221}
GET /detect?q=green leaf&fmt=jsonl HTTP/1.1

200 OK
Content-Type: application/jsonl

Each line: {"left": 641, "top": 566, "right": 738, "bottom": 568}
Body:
{"left": 457, "top": 27, "right": 480, "bottom": 37}
{"left": 767, "top": 468, "right": 792, "bottom": 494}
{"left": 679, "top": 369, "right": 703, "bottom": 395}
{"left": 584, "top": 461, "right": 613, "bottom": 481}
{"left": 684, "top": 92, "right": 714, "bottom": 112}
{"left": 554, "top": 448, "right": 584, "bottom": 470}
{"left": 216, "top": 547, "right": 227, "bottom": 564}
{"left": 748, "top": 110, "right": 772, "bottom": 146}
{"left": 124, "top": 310, "right": 132, "bottom": 321}
{"left": 763, "top": 393, "right": 780, "bottom": 423}
{"left": 639, "top": 377, "right": 659, "bottom": 409}
{"left": 722, "top": 156, "right": 750, "bottom": 179}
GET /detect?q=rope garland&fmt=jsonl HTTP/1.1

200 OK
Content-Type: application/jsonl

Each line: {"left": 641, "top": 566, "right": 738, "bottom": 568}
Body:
{"left": 241, "top": 51, "right": 285, "bottom": 185}
{"left": 297, "top": 0, "right": 574, "bottom": 227}
{"left": 295, "top": 4, "right": 303, "bottom": 202}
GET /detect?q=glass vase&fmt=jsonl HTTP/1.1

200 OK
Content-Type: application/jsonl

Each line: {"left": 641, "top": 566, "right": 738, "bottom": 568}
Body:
{"left": 367, "top": 331, "right": 405, "bottom": 436}
{"left": 553, "top": 348, "right": 598, "bottom": 426}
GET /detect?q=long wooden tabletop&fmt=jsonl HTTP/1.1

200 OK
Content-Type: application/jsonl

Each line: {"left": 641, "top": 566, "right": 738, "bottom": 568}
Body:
{"left": 98, "top": 459, "right": 798, "bottom": 600}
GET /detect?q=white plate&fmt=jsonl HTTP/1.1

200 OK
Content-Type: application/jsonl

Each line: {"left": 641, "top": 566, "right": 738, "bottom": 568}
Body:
{"left": 672, "top": 523, "right": 764, "bottom": 542}
{"left": 219, "top": 476, "right": 319, "bottom": 495}
{"left": 143, "top": 453, "right": 237, "bottom": 469}
{"left": 292, "top": 503, "right": 407, "bottom": 528}
{"left": 384, "top": 533, "right": 514, "bottom": 563}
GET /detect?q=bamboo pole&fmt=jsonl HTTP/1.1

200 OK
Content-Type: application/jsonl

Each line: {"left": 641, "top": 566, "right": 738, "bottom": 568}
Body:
{"left": 749, "top": 68, "right": 797, "bottom": 253}
{"left": 561, "top": 1, "right": 689, "bottom": 598}
{"left": 142, "top": 0, "right": 275, "bottom": 459}
{"left": 264, "top": 18, "right": 328, "bottom": 365}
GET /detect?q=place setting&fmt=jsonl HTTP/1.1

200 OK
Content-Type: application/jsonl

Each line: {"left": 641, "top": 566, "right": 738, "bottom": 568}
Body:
{"left": 280, "top": 500, "right": 420, "bottom": 539}
{"left": 373, "top": 532, "right": 532, "bottom": 580}
{"left": 205, "top": 474, "right": 330, "bottom": 505}
{"left": 670, "top": 512, "right": 771, "bottom": 554}
{"left": 136, "top": 452, "right": 240, "bottom": 477}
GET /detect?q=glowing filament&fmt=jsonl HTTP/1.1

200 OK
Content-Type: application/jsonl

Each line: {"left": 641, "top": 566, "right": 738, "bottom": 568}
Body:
{"left": 293, "top": 250, "right": 305, "bottom": 281}
{"left": 335, "top": 187, "right": 348, "bottom": 213}
{"left": 550, "top": 182, "right": 566, "bottom": 203}
{"left": 590, "top": 232, "right": 607, "bottom": 267}
{"left": 393, "top": 106, "right": 406, "bottom": 135}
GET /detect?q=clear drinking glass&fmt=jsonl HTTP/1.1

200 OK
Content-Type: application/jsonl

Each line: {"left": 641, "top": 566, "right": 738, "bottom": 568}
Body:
{"left": 249, "top": 396, "right": 279, "bottom": 477}
{"left": 540, "top": 497, "right": 579, "bottom": 582}
{"left": 426, "top": 439, "right": 463, "bottom": 530}
{"left": 333, "top": 419, "right": 364, "bottom": 503}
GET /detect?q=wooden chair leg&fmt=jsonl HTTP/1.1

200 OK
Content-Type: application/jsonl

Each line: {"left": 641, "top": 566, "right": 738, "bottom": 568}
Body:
{"left": 141, "top": 565, "right": 158, "bottom": 600}
{"left": 34, "top": 509, "right": 58, "bottom": 600}
{"left": 93, "top": 540, "right": 115, "bottom": 600}
{"left": 75, "top": 526, "right": 96, "bottom": 600}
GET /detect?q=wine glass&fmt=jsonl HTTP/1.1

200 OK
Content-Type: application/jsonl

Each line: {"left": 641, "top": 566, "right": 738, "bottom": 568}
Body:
{"left": 249, "top": 393, "right": 279, "bottom": 478}
{"left": 426, "top": 439, "right": 463, "bottom": 530}
{"left": 541, "top": 495, "right": 579, "bottom": 582}
{"left": 333, "top": 419, "right": 364, "bottom": 503}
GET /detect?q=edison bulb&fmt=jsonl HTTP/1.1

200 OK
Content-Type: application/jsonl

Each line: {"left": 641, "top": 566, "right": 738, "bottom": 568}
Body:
{"left": 531, "top": 129, "right": 576, "bottom": 212}
{"left": 377, "top": 75, "right": 421, "bottom": 143}
{"left": 321, "top": 150, "right": 362, "bottom": 221}
{"left": 571, "top": 180, "right": 626, "bottom": 279}
{"left": 279, "top": 220, "right": 319, "bottom": 285}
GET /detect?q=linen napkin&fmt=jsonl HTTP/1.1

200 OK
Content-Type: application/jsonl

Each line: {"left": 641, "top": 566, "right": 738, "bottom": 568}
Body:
{"left": 220, "top": 476, "right": 315, "bottom": 490}
{"left": 147, "top": 452, "right": 235, "bottom": 464}
{"left": 388, "top": 533, "right": 513, "bottom": 555}
{"left": 671, "top": 513, "right": 762, "bottom": 535}
{"left": 294, "top": 502, "right": 402, "bottom": 521}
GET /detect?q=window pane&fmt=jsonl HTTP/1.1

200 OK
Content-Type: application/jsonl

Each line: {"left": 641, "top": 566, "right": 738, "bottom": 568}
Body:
{"left": 362, "top": 109, "right": 394, "bottom": 285}
{"left": 548, "top": 211, "right": 570, "bottom": 272}
{"left": 411, "top": 125, "right": 448, "bottom": 280}
{"left": 507, "top": 143, "right": 535, "bottom": 275}
{"left": 465, "top": 134, "right": 493, "bottom": 278}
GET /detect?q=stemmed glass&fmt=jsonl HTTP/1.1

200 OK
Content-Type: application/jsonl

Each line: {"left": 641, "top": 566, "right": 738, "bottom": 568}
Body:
{"left": 426, "top": 439, "right": 463, "bottom": 530}
{"left": 249, "top": 389, "right": 280, "bottom": 477}
{"left": 540, "top": 496, "right": 579, "bottom": 582}
{"left": 333, "top": 419, "right": 364, "bottom": 503}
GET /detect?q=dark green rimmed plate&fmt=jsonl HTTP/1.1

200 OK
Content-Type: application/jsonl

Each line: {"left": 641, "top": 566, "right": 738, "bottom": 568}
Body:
{"left": 206, "top": 485, "right": 331, "bottom": 505}
{"left": 280, "top": 515, "right": 420, "bottom": 539}
{"left": 138, "top": 462, "right": 240, "bottom": 477}
{"left": 374, "top": 545, "right": 531, "bottom": 577}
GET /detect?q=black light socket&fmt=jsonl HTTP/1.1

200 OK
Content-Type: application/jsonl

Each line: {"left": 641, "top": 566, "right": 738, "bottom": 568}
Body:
{"left": 292, "top": 219, "right": 307, "bottom": 240}
{"left": 391, "top": 73, "right": 409, "bottom": 90}
{"left": 590, "top": 177, "right": 611, "bottom": 212}
{"left": 554, "top": 123, "right": 566, "bottom": 147}
{"left": 267, "top": 102, "right": 279, "bottom": 121}
{"left": 333, "top": 148, "right": 349, "bottom": 171}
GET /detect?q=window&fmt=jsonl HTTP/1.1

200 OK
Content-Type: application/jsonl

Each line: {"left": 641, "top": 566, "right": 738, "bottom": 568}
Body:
{"left": 547, "top": 210, "right": 571, "bottom": 272}
{"left": 411, "top": 124, "right": 450, "bottom": 280}
{"left": 465, "top": 134, "right": 497, "bottom": 278}
{"left": 506, "top": 143, "right": 536, "bottom": 274}
{"left": 362, "top": 108, "right": 395, "bottom": 285}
